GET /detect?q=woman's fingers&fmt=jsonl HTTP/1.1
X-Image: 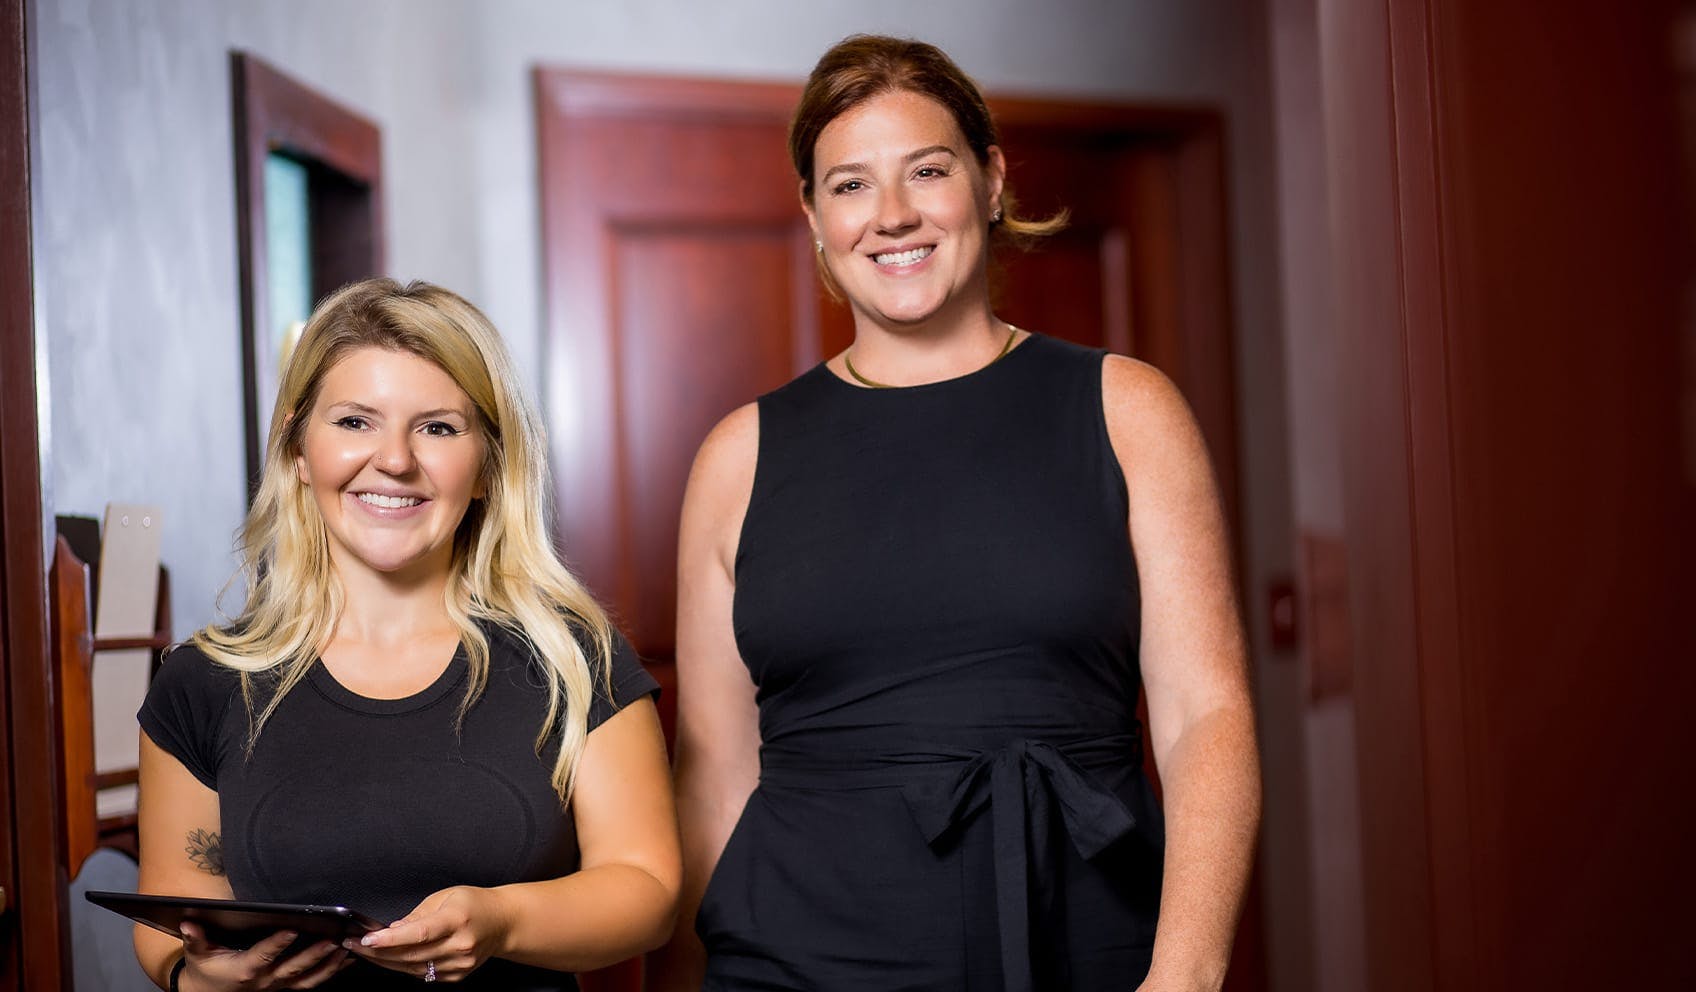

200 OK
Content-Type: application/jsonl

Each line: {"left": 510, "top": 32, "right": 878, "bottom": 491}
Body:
{"left": 268, "top": 940, "right": 341, "bottom": 981}
{"left": 287, "top": 946, "right": 355, "bottom": 988}
{"left": 245, "top": 929, "right": 299, "bottom": 968}
{"left": 359, "top": 915, "right": 436, "bottom": 950}
{"left": 178, "top": 924, "right": 339, "bottom": 989}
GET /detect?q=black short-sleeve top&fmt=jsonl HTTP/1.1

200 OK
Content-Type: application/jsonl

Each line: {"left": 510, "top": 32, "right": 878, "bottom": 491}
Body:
{"left": 139, "top": 621, "right": 658, "bottom": 991}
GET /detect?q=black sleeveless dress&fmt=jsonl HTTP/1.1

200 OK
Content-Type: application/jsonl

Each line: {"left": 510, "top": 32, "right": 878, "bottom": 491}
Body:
{"left": 700, "top": 333, "right": 1164, "bottom": 991}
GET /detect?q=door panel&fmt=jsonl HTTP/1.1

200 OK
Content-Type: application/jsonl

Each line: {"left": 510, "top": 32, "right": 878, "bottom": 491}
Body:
{"left": 996, "top": 226, "right": 1114, "bottom": 350}
{"left": 537, "top": 72, "right": 820, "bottom": 732}
{"left": 609, "top": 224, "right": 815, "bottom": 654}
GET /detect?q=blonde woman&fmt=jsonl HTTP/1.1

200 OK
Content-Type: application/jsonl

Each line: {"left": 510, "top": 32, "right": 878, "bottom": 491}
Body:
{"left": 135, "top": 279, "right": 679, "bottom": 991}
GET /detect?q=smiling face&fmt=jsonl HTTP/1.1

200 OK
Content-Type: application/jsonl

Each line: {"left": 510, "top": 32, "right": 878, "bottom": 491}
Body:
{"left": 294, "top": 346, "right": 487, "bottom": 583}
{"left": 804, "top": 89, "right": 1005, "bottom": 329}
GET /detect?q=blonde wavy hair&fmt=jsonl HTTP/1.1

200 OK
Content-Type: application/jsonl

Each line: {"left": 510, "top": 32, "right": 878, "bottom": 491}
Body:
{"left": 194, "top": 278, "right": 612, "bottom": 802}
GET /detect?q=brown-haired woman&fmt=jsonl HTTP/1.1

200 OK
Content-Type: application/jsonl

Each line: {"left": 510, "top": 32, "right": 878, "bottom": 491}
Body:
{"left": 656, "top": 35, "right": 1260, "bottom": 992}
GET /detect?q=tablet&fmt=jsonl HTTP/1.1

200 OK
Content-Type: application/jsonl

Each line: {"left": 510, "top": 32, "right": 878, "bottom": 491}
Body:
{"left": 84, "top": 891, "right": 385, "bottom": 950}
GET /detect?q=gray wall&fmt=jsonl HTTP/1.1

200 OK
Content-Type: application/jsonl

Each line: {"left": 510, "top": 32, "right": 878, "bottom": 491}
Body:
{"left": 33, "top": 0, "right": 1298, "bottom": 977}
{"left": 34, "top": 0, "right": 1285, "bottom": 635}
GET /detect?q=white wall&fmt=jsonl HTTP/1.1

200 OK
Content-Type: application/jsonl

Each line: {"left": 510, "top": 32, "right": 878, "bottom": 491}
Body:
{"left": 34, "top": 0, "right": 1299, "bottom": 976}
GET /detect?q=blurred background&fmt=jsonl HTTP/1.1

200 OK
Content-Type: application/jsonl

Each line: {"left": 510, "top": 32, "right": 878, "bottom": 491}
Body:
{"left": 1, "top": 0, "right": 1691, "bottom": 989}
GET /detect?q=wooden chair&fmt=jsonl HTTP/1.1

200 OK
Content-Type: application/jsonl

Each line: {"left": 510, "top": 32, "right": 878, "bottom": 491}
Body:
{"left": 50, "top": 534, "right": 172, "bottom": 875}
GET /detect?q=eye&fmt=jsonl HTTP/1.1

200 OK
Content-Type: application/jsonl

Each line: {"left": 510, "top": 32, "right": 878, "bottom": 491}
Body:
{"left": 913, "top": 165, "right": 949, "bottom": 180}
{"left": 831, "top": 178, "right": 866, "bottom": 195}
{"left": 420, "top": 421, "right": 464, "bottom": 438}
{"left": 334, "top": 416, "right": 371, "bottom": 431}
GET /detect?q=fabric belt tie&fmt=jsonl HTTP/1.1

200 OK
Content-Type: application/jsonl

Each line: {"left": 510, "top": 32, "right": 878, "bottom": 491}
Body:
{"left": 898, "top": 737, "right": 1139, "bottom": 992}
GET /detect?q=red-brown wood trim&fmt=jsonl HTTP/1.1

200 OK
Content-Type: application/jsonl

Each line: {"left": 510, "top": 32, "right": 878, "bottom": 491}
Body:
{"left": 231, "top": 51, "right": 383, "bottom": 497}
{"left": 233, "top": 53, "right": 381, "bottom": 191}
{"left": 49, "top": 537, "right": 98, "bottom": 881}
{"left": 1385, "top": 0, "right": 1476, "bottom": 984}
{"left": 1172, "top": 122, "right": 1243, "bottom": 557}
{"left": 535, "top": 68, "right": 801, "bottom": 122}
{"left": 988, "top": 93, "right": 1221, "bottom": 137}
{"left": 92, "top": 770, "right": 138, "bottom": 792}
{"left": 91, "top": 634, "right": 172, "bottom": 652}
{"left": 1, "top": 0, "right": 70, "bottom": 982}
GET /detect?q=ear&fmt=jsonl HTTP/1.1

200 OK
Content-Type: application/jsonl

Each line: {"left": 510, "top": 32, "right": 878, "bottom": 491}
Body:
{"left": 286, "top": 412, "right": 309, "bottom": 484}
{"left": 984, "top": 145, "right": 1008, "bottom": 217}
{"left": 800, "top": 180, "right": 819, "bottom": 243}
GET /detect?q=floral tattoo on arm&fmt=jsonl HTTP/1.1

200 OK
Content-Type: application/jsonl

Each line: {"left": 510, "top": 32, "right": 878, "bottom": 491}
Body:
{"left": 185, "top": 828, "right": 224, "bottom": 876}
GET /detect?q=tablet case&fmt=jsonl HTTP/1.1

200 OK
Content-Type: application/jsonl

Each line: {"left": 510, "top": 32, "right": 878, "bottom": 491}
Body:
{"left": 84, "top": 890, "right": 383, "bottom": 951}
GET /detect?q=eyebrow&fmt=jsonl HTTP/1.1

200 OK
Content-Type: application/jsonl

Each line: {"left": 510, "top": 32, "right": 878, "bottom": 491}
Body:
{"left": 820, "top": 144, "right": 960, "bottom": 185}
{"left": 326, "top": 401, "right": 471, "bottom": 421}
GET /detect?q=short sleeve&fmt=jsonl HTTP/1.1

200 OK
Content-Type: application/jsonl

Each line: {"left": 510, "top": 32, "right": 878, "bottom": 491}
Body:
{"left": 586, "top": 629, "right": 660, "bottom": 732}
{"left": 138, "top": 644, "right": 241, "bottom": 790}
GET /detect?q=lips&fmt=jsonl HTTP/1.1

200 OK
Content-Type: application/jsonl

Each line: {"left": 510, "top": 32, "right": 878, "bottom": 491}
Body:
{"left": 354, "top": 492, "right": 425, "bottom": 508}
{"left": 871, "top": 245, "right": 934, "bottom": 267}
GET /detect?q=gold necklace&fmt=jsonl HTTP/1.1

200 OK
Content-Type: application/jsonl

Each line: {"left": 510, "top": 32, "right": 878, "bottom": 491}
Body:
{"left": 844, "top": 324, "right": 1020, "bottom": 389}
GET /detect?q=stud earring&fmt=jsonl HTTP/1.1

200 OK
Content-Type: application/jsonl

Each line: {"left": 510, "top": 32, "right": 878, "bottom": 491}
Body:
{"left": 991, "top": 207, "right": 1003, "bottom": 223}
{"left": 814, "top": 240, "right": 823, "bottom": 253}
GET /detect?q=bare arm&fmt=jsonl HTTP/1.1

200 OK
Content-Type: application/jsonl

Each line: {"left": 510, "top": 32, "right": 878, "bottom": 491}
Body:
{"left": 352, "top": 695, "right": 681, "bottom": 976}
{"left": 136, "top": 732, "right": 351, "bottom": 990}
{"left": 1103, "top": 357, "right": 1261, "bottom": 992}
{"left": 646, "top": 404, "right": 765, "bottom": 991}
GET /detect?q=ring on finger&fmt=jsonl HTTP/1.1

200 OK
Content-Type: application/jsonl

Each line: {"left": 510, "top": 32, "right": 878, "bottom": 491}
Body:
{"left": 425, "top": 960, "right": 437, "bottom": 983}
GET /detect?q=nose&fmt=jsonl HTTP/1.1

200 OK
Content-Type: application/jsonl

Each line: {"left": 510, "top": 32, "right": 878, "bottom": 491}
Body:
{"left": 874, "top": 183, "right": 919, "bottom": 236}
{"left": 373, "top": 426, "right": 417, "bottom": 476}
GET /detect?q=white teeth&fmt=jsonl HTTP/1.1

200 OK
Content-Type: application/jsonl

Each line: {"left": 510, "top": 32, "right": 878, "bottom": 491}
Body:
{"left": 357, "top": 492, "right": 422, "bottom": 508}
{"left": 873, "top": 246, "right": 933, "bottom": 266}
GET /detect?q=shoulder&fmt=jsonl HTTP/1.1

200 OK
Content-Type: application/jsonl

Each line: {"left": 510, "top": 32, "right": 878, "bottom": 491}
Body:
{"left": 684, "top": 402, "right": 758, "bottom": 511}
{"left": 694, "top": 401, "right": 759, "bottom": 469}
{"left": 153, "top": 640, "right": 244, "bottom": 697}
{"left": 485, "top": 613, "right": 634, "bottom": 677}
{"left": 1100, "top": 355, "right": 1215, "bottom": 489}
{"left": 590, "top": 626, "right": 660, "bottom": 728}
{"left": 140, "top": 639, "right": 246, "bottom": 781}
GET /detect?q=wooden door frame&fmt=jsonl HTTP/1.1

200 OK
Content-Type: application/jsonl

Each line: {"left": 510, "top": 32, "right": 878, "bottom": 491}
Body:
{"left": 1, "top": 0, "right": 70, "bottom": 986}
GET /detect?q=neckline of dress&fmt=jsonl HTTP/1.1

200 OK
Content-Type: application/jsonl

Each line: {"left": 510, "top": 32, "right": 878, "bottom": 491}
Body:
{"left": 816, "top": 330, "right": 1043, "bottom": 395}
{"left": 307, "top": 642, "right": 468, "bottom": 716}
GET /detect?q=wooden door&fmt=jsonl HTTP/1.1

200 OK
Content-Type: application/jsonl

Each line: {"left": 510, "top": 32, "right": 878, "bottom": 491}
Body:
{"left": 1314, "top": 0, "right": 1696, "bottom": 987}
{"left": 536, "top": 70, "right": 1261, "bottom": 992}
{"left": 535, "top": 71, "right": 832, "bottom": 751}
{"left": 2, "top": 0, "right": 65, "bottom": 986}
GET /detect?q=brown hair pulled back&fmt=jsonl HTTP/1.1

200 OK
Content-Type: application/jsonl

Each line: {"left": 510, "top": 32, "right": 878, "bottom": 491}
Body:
{"left": 789, "top": 34, "right": 1066, "bottom": 245}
